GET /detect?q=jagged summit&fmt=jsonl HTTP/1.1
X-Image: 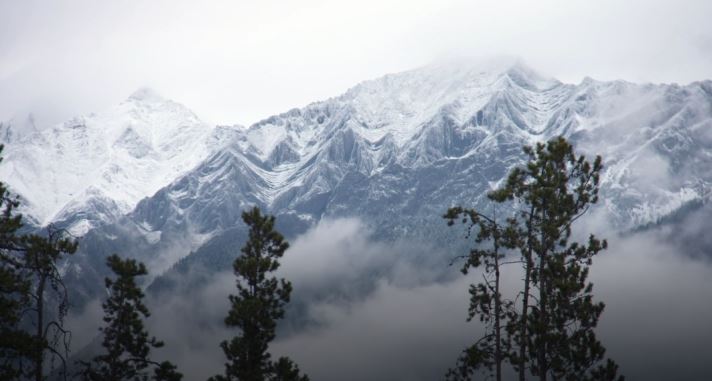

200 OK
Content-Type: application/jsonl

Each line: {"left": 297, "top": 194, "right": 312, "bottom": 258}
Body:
{"left": 0, "top": 90, "right": 238, "bottom": 234}
{"left": 501, "top": 61, "right": 561, "bottom": 90}
{"left": 232, "top": 59, "right": 571, "bottom": 172}
{"left": 350, "top": 57, "right": 559, "bottom": 94}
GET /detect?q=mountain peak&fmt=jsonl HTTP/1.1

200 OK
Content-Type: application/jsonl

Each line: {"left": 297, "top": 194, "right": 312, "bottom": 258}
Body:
{"left": 354, "top": 57, "right": 559, "bottom": 99}
{"left": 500, "top": 60, "right": 560, "bottom": 90}
{"left": 434, "top": 57, "right": 559, "bottom": 90}
{"left": 127, "top": 87, "right": 165, "bottom": 103}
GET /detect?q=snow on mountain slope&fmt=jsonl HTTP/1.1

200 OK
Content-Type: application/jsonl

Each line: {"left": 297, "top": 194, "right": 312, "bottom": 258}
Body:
{"left": 222, "top": 60, "right": 570, "bottom": 203}
{"left": 0, "top": 88, "right": 241, "bottom": 234}
{"left": 575, "top": 79, "right": 712, "bottom": 225}
{"left": 60, "top": 59, "right": 712, "bottom": 306}
{"left": 130, "top": 59, "right": 712, "bottom": 244}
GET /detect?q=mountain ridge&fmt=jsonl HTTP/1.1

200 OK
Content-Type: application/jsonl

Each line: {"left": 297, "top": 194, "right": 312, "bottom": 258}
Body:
{"left": 3, "top": 60, "right": 712, "bottom": 306}
{"left": 0, "top": 90, "right": 243, "bottom": 234}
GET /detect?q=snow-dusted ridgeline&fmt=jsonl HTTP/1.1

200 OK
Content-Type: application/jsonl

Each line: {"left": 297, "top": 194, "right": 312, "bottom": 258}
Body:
{"left": 3, "top": 60, "right": 712, "bottom": 290}
{"left": 0, "top": 88, "right": 242, "bottom": 234}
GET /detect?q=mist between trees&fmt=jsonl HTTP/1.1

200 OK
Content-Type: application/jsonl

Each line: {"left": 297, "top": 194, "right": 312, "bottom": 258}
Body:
{"left": 2, "top": 139, "right": 712, "bottom": 381}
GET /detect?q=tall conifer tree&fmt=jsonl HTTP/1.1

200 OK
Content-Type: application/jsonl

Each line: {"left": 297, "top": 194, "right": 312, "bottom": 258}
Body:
{"left": 0, "top": 143, "right": 34, "bottom": 379}
{"left": 210, "top": 207, "right": 308, "bottom": 381}
{"left": 0, "top": 144, "right": 77, "bottom": 381}
{"left": 23, "top": 226, "right": 77, "bottom": 381}
{"left": 447, "top": 137, "right": 622, "bottom": 381}
{"left": 490, "top": 137, "right": 621, "bottom": 381}
{"left": 80, "top": 254, "right": 182, "bottom": 381}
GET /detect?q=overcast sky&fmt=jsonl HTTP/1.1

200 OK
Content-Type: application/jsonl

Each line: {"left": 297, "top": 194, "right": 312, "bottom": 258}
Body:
{"left": 1, "top": 0, "right": 711, "bottom": 127}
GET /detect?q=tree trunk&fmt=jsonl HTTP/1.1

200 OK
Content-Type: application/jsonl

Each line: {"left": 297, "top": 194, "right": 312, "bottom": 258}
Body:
{"left": 519, "top": 207, "right": 535, "bottom": 381}
{"left": 35, "top": 274, "right": 46, "bottom": 381}
{"left": 519, "top": 249, "right": 531, "bottom": 381}
{"left": 538, "top": 256, "right": 547, "bottom": 381}
{"left": 494, "top": 248, "right": 502, "bottom": 381}
{"left": 538, "top": 206, "right": 549, "bottom": 381}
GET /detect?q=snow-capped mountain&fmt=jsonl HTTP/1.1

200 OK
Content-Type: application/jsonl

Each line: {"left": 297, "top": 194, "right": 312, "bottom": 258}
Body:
{"left": 0, "top": 88, "right": 241, "bottom": 234}
{"left": 571, "top": 78, "right": 712, "bottom": 225}
{"left": 10, "top": 59, "right": 711, "bottom": 305}
{"left": 129, "top": 59, "right": 712, "bottom": 243}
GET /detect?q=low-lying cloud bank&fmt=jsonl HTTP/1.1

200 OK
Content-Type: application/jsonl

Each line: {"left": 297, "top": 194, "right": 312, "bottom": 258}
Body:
{"left": 592, "top": 231, "right": 712, "bottom": 380}
{"left": 142, "top": 218, "right": 470, "bottom": 381}
{"left": 68, "top": 217, "right": 712, "bottom": 380}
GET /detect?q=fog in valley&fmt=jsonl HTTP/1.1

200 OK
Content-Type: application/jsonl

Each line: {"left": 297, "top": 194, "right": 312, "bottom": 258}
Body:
{"left": 65, "top": 212, "right": 712, "bottom": 380}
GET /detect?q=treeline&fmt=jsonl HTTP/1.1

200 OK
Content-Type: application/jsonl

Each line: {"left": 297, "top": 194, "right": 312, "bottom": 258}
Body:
{"left": 0, "top": 138, "right": 621, "bottom": 381}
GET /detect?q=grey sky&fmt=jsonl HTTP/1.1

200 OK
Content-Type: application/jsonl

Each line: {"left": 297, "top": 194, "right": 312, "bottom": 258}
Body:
{"left": 1, "top": 0, "right": 711, "bottom": 128}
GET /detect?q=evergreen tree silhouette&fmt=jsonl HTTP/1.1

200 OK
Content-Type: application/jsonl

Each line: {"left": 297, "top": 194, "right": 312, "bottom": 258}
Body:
{"left": 210, "top": 207, "right": 308, "bottom": 381}
{"left": 80, "top": 254, "right": 182, "bottom": 381}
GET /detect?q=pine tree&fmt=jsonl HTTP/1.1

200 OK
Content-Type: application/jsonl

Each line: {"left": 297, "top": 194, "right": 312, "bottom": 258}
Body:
{"left": 210, "top": 207, "right": 308, "bottom": 381}
{"left": 22, "top": 226, "right": 78, "bottom": 381}
{"left": 80, "top": 254, "right": 182, "bottom": 381}
{"left": 443, "top": 206, "right": 518, "bottom": 381}
{"left": 0, "top": 144, "right": 77, "bottom": 381}
{"left": 447, "top": 137, "right": 622, "bottom": 381}
{"left": 0, "top": 143, "right": 35, "bottom": 379}
{"left": 489, "top": 137, "right": 622, "bottom": 381}
{"left": 0, "top": 145, "right": 77, "bottom": 381}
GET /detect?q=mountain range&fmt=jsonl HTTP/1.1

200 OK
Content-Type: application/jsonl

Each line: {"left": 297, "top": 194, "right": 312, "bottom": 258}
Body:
{"left": 2, "top": 59, "right": 712, "bottom": 305}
